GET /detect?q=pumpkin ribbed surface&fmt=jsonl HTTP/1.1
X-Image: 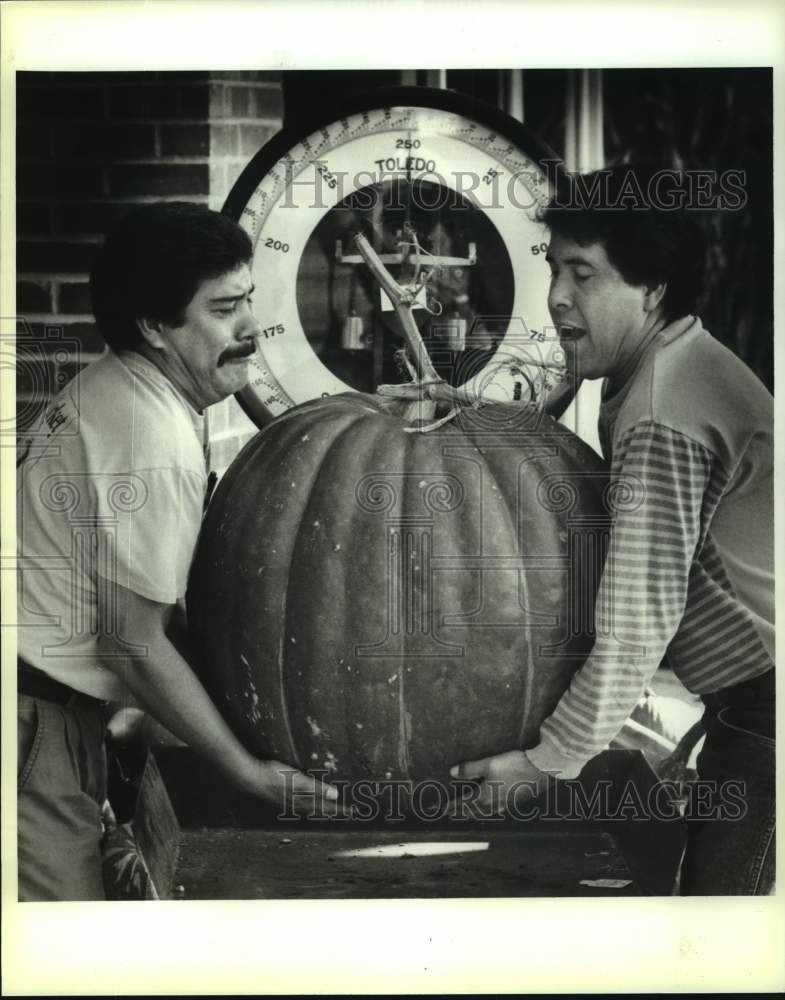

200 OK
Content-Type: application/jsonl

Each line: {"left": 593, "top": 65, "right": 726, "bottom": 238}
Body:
{"left": 187, "top": 393, "right": 609, "bottom": 793}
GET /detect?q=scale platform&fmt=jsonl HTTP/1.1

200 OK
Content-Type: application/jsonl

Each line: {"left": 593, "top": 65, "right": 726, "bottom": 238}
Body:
{"left": 110, "top": 746, "right": 686, "bottom": 901}
{"left": 175, "top": 827, "right": 634, "bottom": 900}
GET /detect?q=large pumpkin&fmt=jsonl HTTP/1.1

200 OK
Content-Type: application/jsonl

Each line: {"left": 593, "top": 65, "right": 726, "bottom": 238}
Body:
{"left": 187, "top": 393, "right": 609, "bottom": 800}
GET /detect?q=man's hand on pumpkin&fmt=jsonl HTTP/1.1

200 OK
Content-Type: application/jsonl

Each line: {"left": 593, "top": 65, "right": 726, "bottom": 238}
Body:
{"left": 242, "top": 758, "right": 349, "bottom": 817}
{"left": 448, "top": 749, "right": 553, "bottom": 816}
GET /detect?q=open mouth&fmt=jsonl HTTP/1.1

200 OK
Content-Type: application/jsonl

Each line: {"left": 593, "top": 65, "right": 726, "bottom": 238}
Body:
{"left": 557, "top": 325, "right": 586, "bottom": 343}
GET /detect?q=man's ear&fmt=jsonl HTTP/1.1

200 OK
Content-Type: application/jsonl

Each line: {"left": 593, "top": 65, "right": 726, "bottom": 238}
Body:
{"left": 136, "top": 316, "right": 167, "bottom": 350}
{"left": 643, "top": 281, "right": 667, "bottom": 313}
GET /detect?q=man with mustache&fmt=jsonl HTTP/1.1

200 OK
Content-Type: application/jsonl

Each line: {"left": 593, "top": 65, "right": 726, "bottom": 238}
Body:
{"left": 451, "top": 166, "right": 774, "bottom": 895}
{"left": 16, "top": 203, "right": 338, "bottom": 900}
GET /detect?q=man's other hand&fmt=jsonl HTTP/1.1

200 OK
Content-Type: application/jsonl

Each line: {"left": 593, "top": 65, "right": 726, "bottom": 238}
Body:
{"left": 449, "top": 749, "right": 553, "bottom": 816}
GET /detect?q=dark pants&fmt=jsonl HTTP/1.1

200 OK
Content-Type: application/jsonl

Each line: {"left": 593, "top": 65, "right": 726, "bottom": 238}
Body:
{"left": 17, "top": 690, "right": 108, "bottom": 901}
{"left": 680, "top": 669, "right": 775, "bottom": 895}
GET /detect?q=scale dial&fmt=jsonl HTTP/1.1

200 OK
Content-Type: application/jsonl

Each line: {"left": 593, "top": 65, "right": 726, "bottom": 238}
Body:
{"left": 223, "top": 87, "right": 566, "bottom": 426}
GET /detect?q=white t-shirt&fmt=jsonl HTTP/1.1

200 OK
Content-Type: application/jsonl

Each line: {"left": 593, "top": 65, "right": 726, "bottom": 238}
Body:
{"left": 16, "top": 350, "right": 208, "bottom": 701}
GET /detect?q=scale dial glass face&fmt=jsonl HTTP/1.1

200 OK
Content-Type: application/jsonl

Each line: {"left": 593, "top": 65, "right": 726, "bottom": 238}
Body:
{"left": 226, "top": 94, "right": 567, "bottom": 425}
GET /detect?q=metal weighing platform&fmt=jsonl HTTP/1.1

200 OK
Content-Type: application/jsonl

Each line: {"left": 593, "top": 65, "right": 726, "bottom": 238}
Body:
{"left": 121, "top": 747, "right": 686, "bottom": 900}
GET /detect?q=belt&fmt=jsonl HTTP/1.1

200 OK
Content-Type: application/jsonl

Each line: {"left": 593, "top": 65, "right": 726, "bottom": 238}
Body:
{"left": 18, "top": 660, "right": 102, "bottom": 709}
{"left": 701, "top": 668, "right": 775, "bottom": 712}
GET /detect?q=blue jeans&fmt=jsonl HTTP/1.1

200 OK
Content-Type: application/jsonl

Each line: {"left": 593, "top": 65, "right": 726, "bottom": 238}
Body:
{"left": 680, "top": 670, "right": 775, "bottom": 895}
{"left": 17, "top": 693, "right": 108, "bottom": 901}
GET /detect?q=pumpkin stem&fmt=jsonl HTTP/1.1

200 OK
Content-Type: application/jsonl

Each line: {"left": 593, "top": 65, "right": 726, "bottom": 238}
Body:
{"left": 403, "top": 406, "right": 463, "bottom": 434}
{"left": 354, "top": 232, "right": 442, "bottom": 385}
{"left": 353, "top": 232, "right": 554, "bottom": 433}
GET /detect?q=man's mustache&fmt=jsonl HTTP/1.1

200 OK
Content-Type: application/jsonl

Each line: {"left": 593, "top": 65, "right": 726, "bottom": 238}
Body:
{"left": 218, "top": 342, "right": 257, "bottom": 366}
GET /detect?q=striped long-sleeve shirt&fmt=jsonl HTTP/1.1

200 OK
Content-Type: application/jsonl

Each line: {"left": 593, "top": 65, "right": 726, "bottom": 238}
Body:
{"left": 527, "top": 316, "right": 774, "bottom": 779}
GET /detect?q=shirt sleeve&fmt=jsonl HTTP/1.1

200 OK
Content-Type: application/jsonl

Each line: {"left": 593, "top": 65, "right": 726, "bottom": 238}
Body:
{"left": 526, "top": 420, "right": 715, "bottom": 778}
{"left": 96, "top": 466, "right": 206, "bottom": 605}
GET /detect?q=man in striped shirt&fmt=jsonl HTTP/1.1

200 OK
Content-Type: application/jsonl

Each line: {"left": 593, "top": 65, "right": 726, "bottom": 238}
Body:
{"left": 451, "top": 165, "right": 774, "bottom": 894}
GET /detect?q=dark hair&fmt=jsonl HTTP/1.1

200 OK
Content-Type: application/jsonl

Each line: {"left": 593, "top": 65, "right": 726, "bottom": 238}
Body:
{"left": 90, "top": 202, "right": 253, "bottom": 350}
{"left": 541, "top": 165, "right": 707, "bottom": 323}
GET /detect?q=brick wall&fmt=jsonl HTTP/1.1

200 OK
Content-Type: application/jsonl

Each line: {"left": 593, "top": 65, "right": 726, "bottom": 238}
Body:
{"left": 16, "top": 70, "right": 283, "bottom": 473}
